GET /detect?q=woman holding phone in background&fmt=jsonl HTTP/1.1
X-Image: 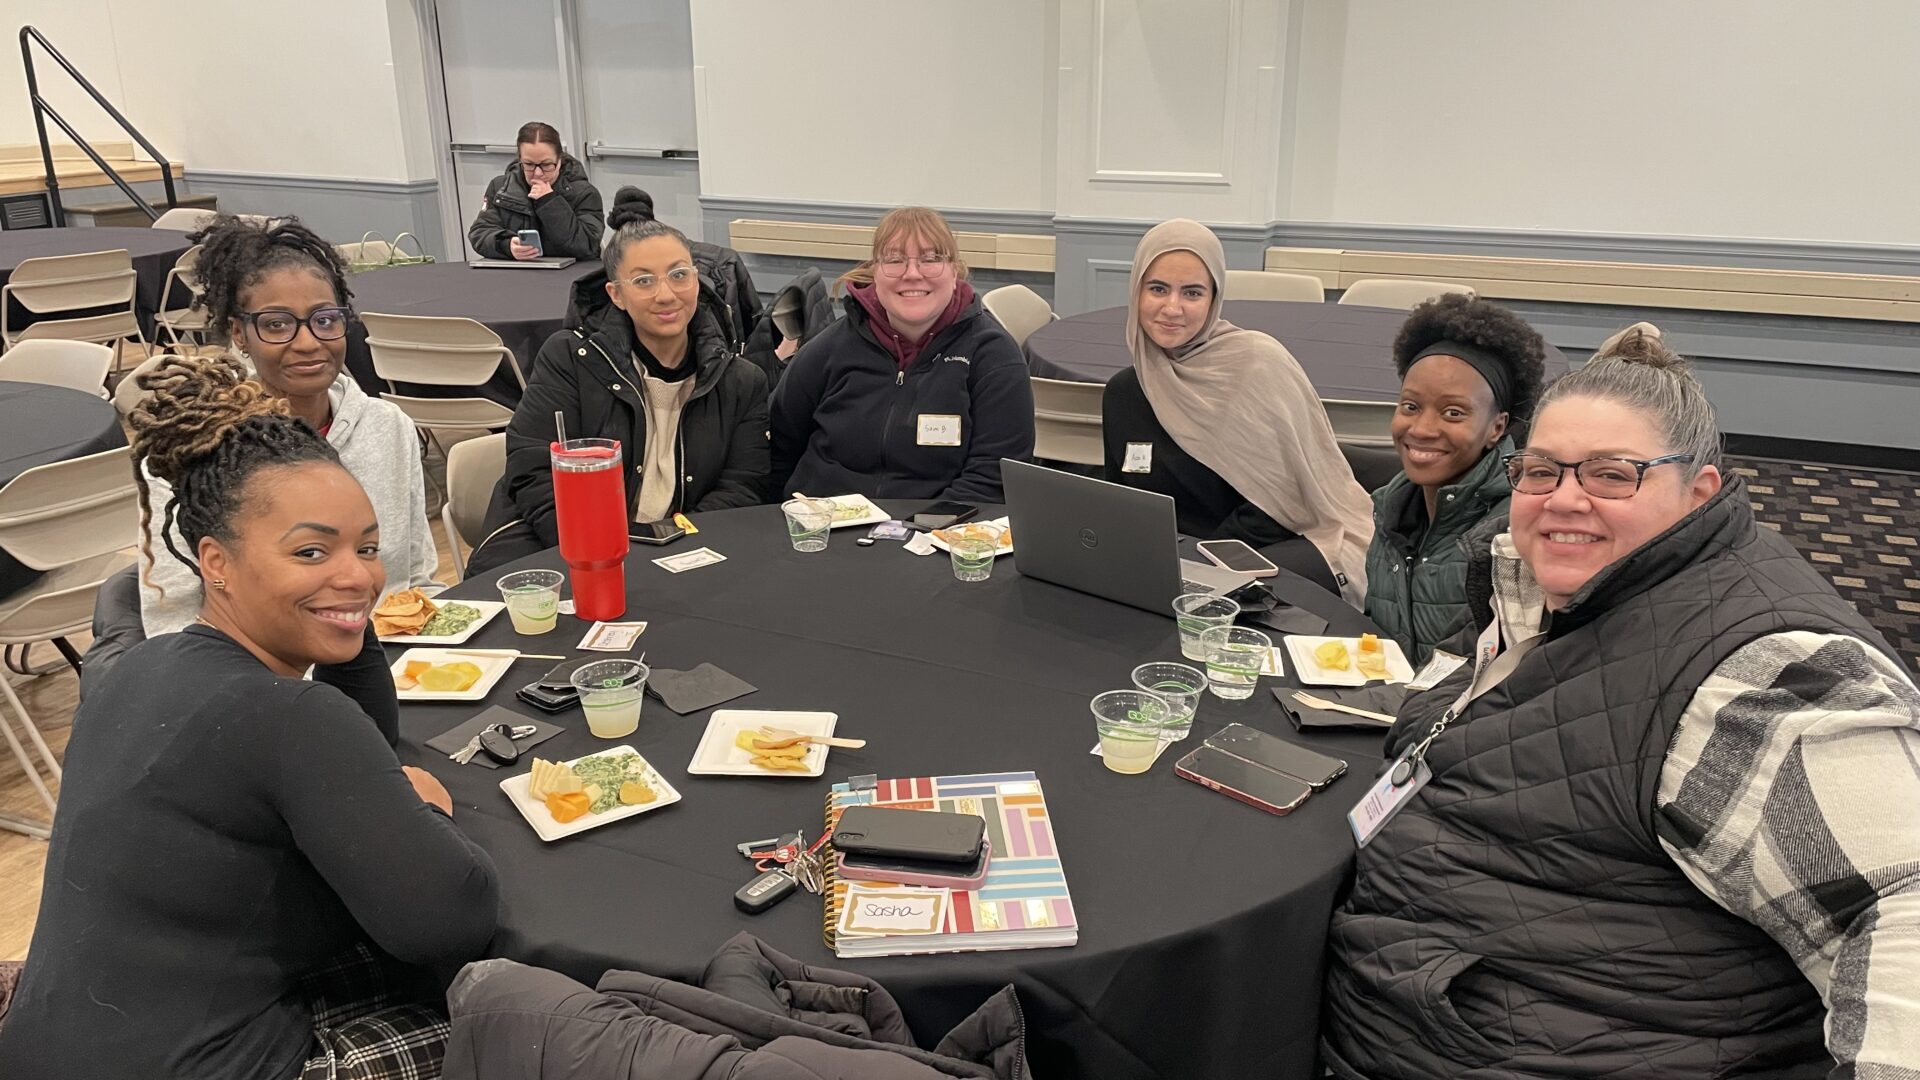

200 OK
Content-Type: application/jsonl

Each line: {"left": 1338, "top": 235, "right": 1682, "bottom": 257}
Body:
{"left": 467, "top": 121, "right": 605, "bottom": 262}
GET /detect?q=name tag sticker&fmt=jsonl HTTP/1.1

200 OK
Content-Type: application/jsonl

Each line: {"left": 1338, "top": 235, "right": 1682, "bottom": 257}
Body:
{"left": 916, "top": 414, "right": 962, "bottom": 447}
{"left": 1407, "top": 650, "right": 1468, "bottom": 692}
{"left": 838, "top": 885, "right": 950, "bottom": 936}
{"left": 1122, "top": 442, "right": 1153, "bottom": 473}
{"left": 1349, "top": 756, "right": 1430, "bottom": 848}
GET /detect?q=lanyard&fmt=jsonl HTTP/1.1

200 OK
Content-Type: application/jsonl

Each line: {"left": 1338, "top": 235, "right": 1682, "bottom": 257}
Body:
{"left": 1389, "top": 615, "right": 1541, "bottom": 785}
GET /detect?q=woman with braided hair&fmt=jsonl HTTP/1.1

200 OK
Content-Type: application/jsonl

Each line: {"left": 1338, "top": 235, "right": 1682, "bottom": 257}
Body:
{"left": 139, "top": 214, "right": 438, "bottom": 637}
{"left": 0, "top": 353, "right": 499, "bottom": 1080}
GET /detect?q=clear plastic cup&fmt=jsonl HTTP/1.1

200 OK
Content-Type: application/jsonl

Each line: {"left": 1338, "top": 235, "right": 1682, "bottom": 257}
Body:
{"left": 571, "top": 659, "right": 649, "bottom": 739}
{"left": 781, "top": 499, "right": 833, "bottom": 552}
{"left": 1131, "top": 661, "right": 1205, "bottom": 740}
{"left": 1173, "top": 593, "right": 1240, "bottom": 661}
{"left": 496, "top": 569, "right": 565, "bottom": 636}
{"left": 948, "top": 524, "right": 1003, "bottom": 582}
{"left": 1201, "top": 625, "right": 1272, "bottom": 700}
{"left": 1091, "top": 689, "right": 1171, "bottom": 775}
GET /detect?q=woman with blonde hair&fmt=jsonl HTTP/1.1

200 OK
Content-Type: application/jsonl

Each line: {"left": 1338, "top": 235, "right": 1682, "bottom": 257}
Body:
{"left": 769, "top": 207, "right": 1034, "bottom": 502}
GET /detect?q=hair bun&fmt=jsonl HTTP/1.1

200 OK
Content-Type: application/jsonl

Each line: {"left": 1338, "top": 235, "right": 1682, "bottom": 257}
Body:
{"left": 129, "top": 354, "right": 287, "bottom": 486}
{"left": 606, "top": 186, "right": 657, "bottom": 230}
{"left": 1595, "top": 322, "right": 1685, "bottom": 370}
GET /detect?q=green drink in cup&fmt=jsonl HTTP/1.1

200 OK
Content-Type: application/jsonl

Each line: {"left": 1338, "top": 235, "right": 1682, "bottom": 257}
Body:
{"left": 1090, "top": 689, "right": 1171, "bottom": 775}
{"left": 571, "top": 659, "right": 648, "bottom": 739}
{"left": 496, "top": 569, "right": 564, "bottom": 635}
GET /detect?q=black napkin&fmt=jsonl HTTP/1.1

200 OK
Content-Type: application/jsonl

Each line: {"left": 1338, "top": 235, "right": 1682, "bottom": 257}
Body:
{"left": 646, "top": 663, "right": 757, "bottom": 715}
{"left": 426, "top": 705, "right": 566, "bottom": 768}
{"left": 1248, "top": 605, "right": 1329, "bottom": 637}
{"left": 1274, "top": 684, "right": 1409, "bottom": 731}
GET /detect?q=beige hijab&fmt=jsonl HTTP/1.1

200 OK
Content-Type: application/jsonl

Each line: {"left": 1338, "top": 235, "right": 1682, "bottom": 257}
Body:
{"left": 1126, "top": 219, "right": 1374, "bottom": 603}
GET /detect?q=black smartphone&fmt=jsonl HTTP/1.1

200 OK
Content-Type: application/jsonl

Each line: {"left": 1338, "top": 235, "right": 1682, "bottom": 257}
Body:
{"left": 831, "top": 806, "right": 985, "bottom": 864}
{"left": 629, "top": 521, "right": 688, "bottom": 546}
{"left": 514, "top": 682, "right": 576, "bottom": 713}
{"left": 537, "top": 657, "right": 599, "bottom": 692}
{"left": 909, "top": 501, "right": 980, "bottom": 530}
{"left": 1205, "top": 723, "right": 1348, "bottom": 789}
{"left": 1175, "top": 745, "right": 1315, "bottom": 815}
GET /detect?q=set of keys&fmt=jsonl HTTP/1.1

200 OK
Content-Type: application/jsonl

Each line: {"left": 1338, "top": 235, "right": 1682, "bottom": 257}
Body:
{"left": 448, "top": 723, "right": 540, "bottom": 765}
{"left": 733, "top": 829, "right": 829, "bottom": 914}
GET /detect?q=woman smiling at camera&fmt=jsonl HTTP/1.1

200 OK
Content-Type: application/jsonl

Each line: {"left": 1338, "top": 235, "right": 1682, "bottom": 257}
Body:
{"left": 1321, "top": 328, "right": 1920, "bottom": 1079}
{"left": 1363, "top": 295, "right": 1546, "bottom": 664}
{"left": 0, "top": 356, "right": 499, "bottom": 1080}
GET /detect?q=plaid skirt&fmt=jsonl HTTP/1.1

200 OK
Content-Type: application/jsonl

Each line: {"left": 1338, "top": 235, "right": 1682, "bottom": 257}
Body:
{"left": 298, "top": 942, "right": 449, "bottom": 1080}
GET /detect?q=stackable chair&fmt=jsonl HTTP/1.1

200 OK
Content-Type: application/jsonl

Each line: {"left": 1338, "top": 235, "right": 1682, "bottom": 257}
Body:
{"left": 1221, "top": 270, "right": 1326, "bottom": 303}
{"left": 154, "top": 244, "right": 212, "bottom": 350}
{"left": 0, "top": 340, "right": 114, "bottom": 397}
{"left": 1030, "top": 377, "right": 1105, "bottom": 468}
{"left": 982, "top": 285, "right": 1056, "bottom": 348}
{"left": 1338, "top": 279, "right": 1475, "bottom": 310}
{"left": 440, "top": 433, "right": 507, "bottom": 582}
{"left": 0, "top": 249, "right": 152, "bottom": 369}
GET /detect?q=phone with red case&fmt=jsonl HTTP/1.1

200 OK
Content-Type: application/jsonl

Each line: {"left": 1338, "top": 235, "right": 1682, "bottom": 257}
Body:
{"left": 837, "top": 840, "right": 991, "bottom": 889}
{"left": 1175, "top": 745, "right": 1313, "bottom": 815}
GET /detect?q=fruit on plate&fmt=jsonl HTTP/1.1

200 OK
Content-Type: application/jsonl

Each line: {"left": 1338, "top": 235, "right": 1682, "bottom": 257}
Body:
{"left": 732, "top": 729, "right": 814, "bottom": 771}
{"left": 1313, "top": 640, "right": 1352, "bottom": 672}
{"left": 618, "top": 780, "right": 657, "bottom": 805}
{"left": 544, "top": 791, "right": 591, "bottom": 823}
{"left": 414, "top": 662, "right": 484, "bottom": 693}
{"left": 393, "top": 660, "right": 433, "bottom": 691}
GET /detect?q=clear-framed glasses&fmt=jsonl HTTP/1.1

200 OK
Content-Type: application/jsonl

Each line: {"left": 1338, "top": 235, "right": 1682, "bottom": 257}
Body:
{"left": 519, "top": 159, "right": 560, "bottom": 176}
{"left": 620, "top": 266, "right": 700, "bottom": 295}
{"left": 241, "top": 307, "right": 351, "bottom": 345}
{"left": 876, "top": 252, "right": 952, "bottom": 278}
{"left": 1504, "top": 451, "right": 1695, "bottom": 500}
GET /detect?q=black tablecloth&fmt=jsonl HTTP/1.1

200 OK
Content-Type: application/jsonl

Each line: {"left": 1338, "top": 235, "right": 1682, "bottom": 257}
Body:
{"left": 1026, "top": 300, "right": 1569, "bottom": 400}
{"left": 344, "top": 260, "right": 601, "bottom": 408}
{"left": 0, "top": 383, "right": 127, "bottom": 597}
{"left": 0, "top": 226, "right": 190, "bottom": 339}
{"left": 398, "top": 503, "right": 1387, "bottom": 1079}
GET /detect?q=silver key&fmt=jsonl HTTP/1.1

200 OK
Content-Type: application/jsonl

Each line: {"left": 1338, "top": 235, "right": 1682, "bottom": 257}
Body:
{"left": 449, "top": 734, "right": 487, "bottom": 765}
{"left": 449, "top": 723, "right": 540, "bottom": 765}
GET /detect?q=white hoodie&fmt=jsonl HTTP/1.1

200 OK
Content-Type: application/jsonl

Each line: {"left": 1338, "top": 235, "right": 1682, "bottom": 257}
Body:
{"left": 139, "top": 375, "right": 440, "bottom": 636}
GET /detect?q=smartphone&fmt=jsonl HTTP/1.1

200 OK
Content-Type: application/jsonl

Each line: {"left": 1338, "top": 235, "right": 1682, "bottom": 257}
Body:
{"left": 628, "top": 521, "right": 688, "bottom": 546}
{"left": 832, "top": 806, "right": 985, "bottom": 864}
{"left": 516, "top": 228, "right": 543, "bottom": 256}
{"left": 1175, "top": 745, "right": 1314, "bottom": 816}
{"left": 1205, "top": 723, "right": 1349, "bottom": 789}
{"left": 515, "top": 682, "right": 576, "bottom": 713}
{"left": 907, "top": 501, "right": 979, "bottom": 530}
{"left": 1197, "top": 539, "right": 1280, "bottom": 578}
{"left": 838, "top": 840, "right": 991, "bottom": 890}
{"left": 537, "top": 657, "right": 600, "bottom": 692}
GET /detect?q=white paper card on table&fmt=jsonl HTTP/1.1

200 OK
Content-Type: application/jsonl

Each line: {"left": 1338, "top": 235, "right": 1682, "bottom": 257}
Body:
{"left": 838, "top": 884, "right": 951, "bottom": 937}
{"left": 557, "top": 599, "right": 576, "bottom": 615}
{"left": 1260, "top": 646, "right": 1285, "bottom": 677}
{"left": 1406, "top": 650, "right": 1468, "bottom": 691}
{"left": 903, "top": 532, "right": 938, "bottom": 557}
{"left": 655, "top": 547, "right": 726, "bottom": 573}
{"left": 1088, "top": 737, "right": 1174, "bottom": 762}
{"left": 1349, "top": 758, "right": 1430, "bottom": 848}
{"left": 916, "top": 414, "right": 962, "bottom": 446}
{"left": 1122, "top": 442, "right": 1153, "bottom": 473}
{"left": 579, "top": 621, "right": 647, "bottom": 651}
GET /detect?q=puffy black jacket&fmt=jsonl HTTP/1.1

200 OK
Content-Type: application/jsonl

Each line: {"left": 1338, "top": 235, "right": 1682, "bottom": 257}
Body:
{"left": 768, "top": 293, "right": 1034, "bottom": 503}
{"left": 467, "top": 155, "right": 605, "bottom": 261}
{"left": 744, "top": 268, "right": 835, "bottom": 389}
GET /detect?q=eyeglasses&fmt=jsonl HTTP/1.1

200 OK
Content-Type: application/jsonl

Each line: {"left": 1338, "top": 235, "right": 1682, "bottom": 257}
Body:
{"left": 619, "top": 266, "right": 700, "bottom": 295}
{"left": 241, "top": 307, "right": 351, "bottom": 345}
{"left": 1504, "top": 451, "right": 1694, "bottom": 499}
{"left": 519, "top": 159, "right": 560, "bottom": 176}
{"left": 876, "top": 252, "right": 952, "bottom": 278}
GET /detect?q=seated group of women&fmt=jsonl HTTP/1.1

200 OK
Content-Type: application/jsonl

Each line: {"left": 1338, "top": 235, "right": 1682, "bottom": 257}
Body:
{"left": 2, "top": 191, "right": 1915, "bottom": 1080}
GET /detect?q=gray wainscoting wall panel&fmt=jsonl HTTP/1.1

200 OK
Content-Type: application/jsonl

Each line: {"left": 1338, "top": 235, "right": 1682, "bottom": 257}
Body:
{"left": 184, "top": 173, "right": 447, "bottom": 261}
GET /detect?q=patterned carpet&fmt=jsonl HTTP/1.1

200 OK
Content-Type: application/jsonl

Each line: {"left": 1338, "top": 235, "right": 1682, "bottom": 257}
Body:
{"left": 1729, "top": 454, "right": 1920, "bottom": 673}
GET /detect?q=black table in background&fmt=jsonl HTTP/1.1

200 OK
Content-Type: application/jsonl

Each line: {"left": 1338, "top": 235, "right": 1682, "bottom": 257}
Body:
{"left": 0, "top": 226, "right": 190, "bottom": 340}
{"left": 0, "top": 383, "right": 127, "bottom": 597}
{"left": 1025, "top": 300, "right": 1570, "bottom": 399}
{"left": 398, "top": 503, "right": 1388, "bottom": 1080}
{"left": 344, "top": 260, "right": 601, "bottom": 408}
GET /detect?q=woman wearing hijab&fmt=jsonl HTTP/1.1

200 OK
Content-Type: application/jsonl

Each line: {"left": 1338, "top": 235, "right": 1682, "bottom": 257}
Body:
{"left": 1363, "top": 294, "right": 1547, "bottom": 664}
{"left": 1101, "top": 219, "right": 1374, "bottom": 602}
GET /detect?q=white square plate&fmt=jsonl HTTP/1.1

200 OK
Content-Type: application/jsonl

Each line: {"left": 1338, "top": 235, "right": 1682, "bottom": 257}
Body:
{"left": 926, "top": 516, "right": 1014, "bottom": 558}
{"left": 498, "top": 746, "right": 681, "bottom": 842}
{"left": 688, "top": 710, "right": 838, "bottom": 777}
{"left": 810, "top": 494, "right": 890, "bottom": 530}
{"left": 389, "top": 647, "right": 517, "bottom": 702}
{"left": 1284, "top": 635, "right": 1415, "bottom": 687}
{"left": 380, "top": 600, "right": 506, "bottom": 645}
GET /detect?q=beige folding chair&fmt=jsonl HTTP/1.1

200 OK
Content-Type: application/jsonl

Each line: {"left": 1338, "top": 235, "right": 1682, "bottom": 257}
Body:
{"left": 982, "top": 285, "right": 1056, "bottom": 349}
{"left": 1, "top": 249, "right": 152, "bottom": 368}
{"left": 360, "top": 312, "right": 522, "bottom": 434}
{"left": 1338, "top": 279, "right": 1476, "bottom": 310}
{"left": 1323, "top": 399, "right": 1397, "bottom": 447}
{"left": 155, "top": 244, "right": 212, "bottom": 350}
{"left": 111, "top": 352, "right": 181, "bottom": 416}
{"left": 1222, "top": 270, "right": 1326, "bottom": 303}
{"left": 440, "top": 433, "right": 507, "bottom": 582}
{"left": 152, "top": 206, "right": 217, "bottom": 232}
{"left": 0, "top": 446, "right": 139, "bottom": 837}
{"left": 1031, "top": 377, "right": 1106, "bottom": 467}
{"left": 0, "top": 340, "right": 114, "bottom": 397}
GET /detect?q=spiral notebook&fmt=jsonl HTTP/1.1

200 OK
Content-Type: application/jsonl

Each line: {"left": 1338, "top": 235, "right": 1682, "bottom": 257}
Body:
{"left": 822, "top": 772, "right": 1078, "bottom": 958}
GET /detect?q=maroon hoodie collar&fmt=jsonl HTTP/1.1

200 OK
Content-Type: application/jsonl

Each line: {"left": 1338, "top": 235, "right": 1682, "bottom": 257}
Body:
{"left": 848, "top": 280, "right": 976, "bottom": 371}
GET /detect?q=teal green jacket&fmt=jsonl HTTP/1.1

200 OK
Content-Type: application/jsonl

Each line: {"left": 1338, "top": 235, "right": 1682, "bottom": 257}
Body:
{"left": 1362, "top": 437, "right": 1514, "bottom": 666}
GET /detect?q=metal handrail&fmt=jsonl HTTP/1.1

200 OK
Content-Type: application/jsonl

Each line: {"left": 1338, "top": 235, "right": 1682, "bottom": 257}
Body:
{"left": 19, "top": 25, "right": 180, "bottom": 227}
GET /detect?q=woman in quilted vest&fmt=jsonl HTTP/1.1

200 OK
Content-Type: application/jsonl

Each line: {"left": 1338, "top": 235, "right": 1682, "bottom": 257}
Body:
{"left": 1322, "top": 326, "right": 1920, "bottom": 1079}
{"left": 1363, "top": 296, "right": 1547, "bottom": 665}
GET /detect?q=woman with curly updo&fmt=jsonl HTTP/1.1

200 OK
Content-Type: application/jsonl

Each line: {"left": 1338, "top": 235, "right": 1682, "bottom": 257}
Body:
{"left": 1363, "top": 294, "right": 1547, "bottom": 663}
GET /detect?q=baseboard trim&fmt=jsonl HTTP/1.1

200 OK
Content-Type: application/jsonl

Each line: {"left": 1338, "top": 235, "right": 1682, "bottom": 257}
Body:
{"left": 700, "top": 195, "right": 1053, "bottom": 235}
{"left": 187, "top": 171, "right": 438, "bottom": 196}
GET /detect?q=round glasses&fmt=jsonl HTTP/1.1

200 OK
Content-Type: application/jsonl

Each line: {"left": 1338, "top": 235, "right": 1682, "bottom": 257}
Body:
{"left": 619, "top": 266, "right": 700, "bottom": 296}
{"left": 876, "top": 252, "right": 951, "bottom": 278}
{"left": 241, "top": 307, "right": 350, "bottom": 345}
{"left": 1504, "top": 451, "right": 1694, "bottom": 500}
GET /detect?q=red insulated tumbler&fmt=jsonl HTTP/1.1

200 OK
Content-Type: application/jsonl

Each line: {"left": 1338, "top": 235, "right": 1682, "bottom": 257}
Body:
{"left": 550, "top": 437, "right": 627, "bottom": 621}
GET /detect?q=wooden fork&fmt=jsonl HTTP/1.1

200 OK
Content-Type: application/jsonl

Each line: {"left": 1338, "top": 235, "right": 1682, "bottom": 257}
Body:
{"left": 756, "top": 726, "right": 867, "bottom": 749}
{"left": 1290, "top": 692, "right": 1395, "bottom": 725}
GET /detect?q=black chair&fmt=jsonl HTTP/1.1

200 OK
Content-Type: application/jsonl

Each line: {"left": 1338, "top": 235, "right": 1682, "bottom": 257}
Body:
{"left": 1340, "top": 442, "right": 1403, "bottom": 495}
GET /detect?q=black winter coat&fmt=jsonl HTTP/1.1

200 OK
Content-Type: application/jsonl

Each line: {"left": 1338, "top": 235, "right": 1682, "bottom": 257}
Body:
{"left": 467, "top": 155, "right": 605, "bottom": 261}
{"left": 744, "top": 268, "right": 835, "bottom": 389}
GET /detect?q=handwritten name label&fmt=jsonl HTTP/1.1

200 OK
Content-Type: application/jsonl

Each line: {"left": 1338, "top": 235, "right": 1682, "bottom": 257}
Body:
{"left": 839, "top": 885, "right": 950, "bottom": 936}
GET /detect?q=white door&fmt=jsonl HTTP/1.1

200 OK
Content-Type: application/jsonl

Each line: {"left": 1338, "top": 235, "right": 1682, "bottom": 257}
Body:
{"left": 574, "top": 0, "right": 703, "bottom": 241}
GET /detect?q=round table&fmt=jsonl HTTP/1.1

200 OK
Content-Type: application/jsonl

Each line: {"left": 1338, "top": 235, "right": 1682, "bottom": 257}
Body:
{"left": 344, "top": 260, "right": 602, "bottom": 407}
{"left": 1025, "top": 300, "right": 1570, "bottom": 399}
{"left": 399, "top": 504, "right": 1387, "bottom": 1080}
{"left": 0, "top": 226, "right": 191, "bottom": 339}
{"left": 0, "top": 382, "right": 128, "bottom": 597}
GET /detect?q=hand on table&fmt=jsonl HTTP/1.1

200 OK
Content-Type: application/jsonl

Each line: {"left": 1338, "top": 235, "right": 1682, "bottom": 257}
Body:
{"left": 508, "top": 238, "right": 541, "bottom": 261}
{"left": 403, "top": 765, "right": 453, "bottom": 817}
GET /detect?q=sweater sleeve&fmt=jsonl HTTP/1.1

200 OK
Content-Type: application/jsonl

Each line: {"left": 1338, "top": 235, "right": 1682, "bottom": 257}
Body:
{"left": 501, "top": 333, "right": 584, "bottom": 548}
{"left": 136, "top": 465, "right": 204, "bottom": 637}
{"left": 767, "top": 332, "right": 833, "bottom": 498}
{"left": 692, "top": 364, "right": 770, "bottom": 512}
{"left": 311, "top": 624, "right": 400, "bottom": 747}
{"left": 940, "top": 336, "right": 1034, "bottom": 504}
{"left": 467, "top": 176, "right": 512, "bottom": 260}
{"left": 1656, "top": 631, "right": 1920, "bottom": 1078}
{"left": 275, "top": 682, "right": 499, "bottom": 965}
{"left": 533, "top": 179, "right": 605, "bottom": 261}
{"left": 399, "top": 422, "right": 442, "bottom": 588}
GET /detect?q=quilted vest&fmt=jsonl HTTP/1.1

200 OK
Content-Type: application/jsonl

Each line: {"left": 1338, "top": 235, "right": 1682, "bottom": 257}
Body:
{"left": 1322, "top": 481, "right": 1889, "bottom": 1080}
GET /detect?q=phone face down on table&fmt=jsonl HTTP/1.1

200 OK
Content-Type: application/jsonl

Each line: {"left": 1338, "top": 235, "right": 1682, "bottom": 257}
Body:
{"left": 1205, "top": 723, "right": 1348, "bottom": 788}
{"left": 831, "top": 805, "right": 986, "bottom": 864}
{"left": 838, "top": 842, "right": 991, "bottom": 889}
{"left": 1175, "top": 745, "right": 1314, "bottom": 815}
{"left": 629, "top": 521, "right": 688, "bottom": 545}
{"left": 1196, "top": 539, "right": 1280, "bottom": 577}
{"left": 909, "top": 502, "right": 980, "bottom": 530}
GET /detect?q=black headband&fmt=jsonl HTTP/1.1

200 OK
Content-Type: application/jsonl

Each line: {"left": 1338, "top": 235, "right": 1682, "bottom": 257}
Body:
{"left": 1410, "top": 340, "right": 1514, "bottom": 413}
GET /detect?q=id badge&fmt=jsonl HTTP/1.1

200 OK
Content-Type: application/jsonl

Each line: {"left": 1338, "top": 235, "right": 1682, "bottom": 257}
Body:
{"left": 1122, "top": 441, "right": 1153, "bottom": 473}
{"left": 916, "top": 414, "right": 962, "bottom": 446}
{"left": 1348, "top": 754, "right": 1430, "bottom": 848}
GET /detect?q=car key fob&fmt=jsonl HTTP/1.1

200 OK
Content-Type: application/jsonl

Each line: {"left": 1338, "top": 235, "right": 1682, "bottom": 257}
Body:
{"left": 478, "top": 725, "right": 522, "bottom": 765}
{"left": 734, "top": 869, "right": 798, "bottom": 914}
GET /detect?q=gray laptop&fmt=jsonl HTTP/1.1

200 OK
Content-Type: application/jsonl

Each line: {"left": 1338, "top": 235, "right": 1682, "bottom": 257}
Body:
{"left": 1001, "top": 459, "right": 1250, "bottom": 614}
{"left": 471, "top": 256, "right": 576, "bottom": 270}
